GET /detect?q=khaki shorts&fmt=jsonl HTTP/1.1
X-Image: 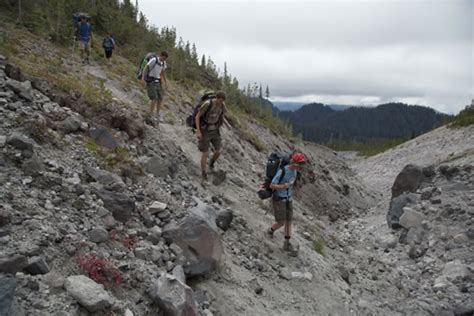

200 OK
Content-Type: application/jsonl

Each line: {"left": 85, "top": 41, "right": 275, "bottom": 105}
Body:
{"left": 198, "top": 129, "right": 222, "bottom": 152}
{"left": 146, "top": 81, "right": 163, "bottom": 101}
{"left": 272, "top": 199, "right": 293, "bottom": 222}
{"left": 79, "top": 41, "right": 90, "bottom": 53}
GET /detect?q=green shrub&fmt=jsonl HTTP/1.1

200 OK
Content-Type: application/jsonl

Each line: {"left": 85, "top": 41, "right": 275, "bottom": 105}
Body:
{"left": 313, "top": 239, "right": 325, "bottom": 256}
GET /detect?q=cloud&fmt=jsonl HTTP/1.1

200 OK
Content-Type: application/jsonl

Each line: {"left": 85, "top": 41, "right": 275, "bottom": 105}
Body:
{"left": 141, "top": 0, "right": 473, "bottom": 113}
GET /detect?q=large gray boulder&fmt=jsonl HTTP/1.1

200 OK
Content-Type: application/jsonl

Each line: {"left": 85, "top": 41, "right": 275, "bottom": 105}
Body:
{"left": 6, "top": 78, "right": 33, "bottom": 101}
{"left": 387, "top": 193, "right": 418, "bottom": 229}
{"left": 162, "top": 201, "right": 222, "bottom": 278}
{"left": 59, "top": 115, "right": 83, "bottom": 134}
{"left": 64, "top": 275, "right": 114, "bottom": 312}
{"left": 89, "top": 128, "right": 119, "bottom": 150}
{"left": 97, "top": 189, "right": 135, "bottom": 223}
{"left": 391, "top": 164, "right": 424, "bottom": 198}
{"left": 0, "top": 253, "right": 28, "bottom": 274}
{"left": 148, "top": 273, "right": 198, "bottom": 316}
{"left": 6, "top": 132, "right": 34, "bottom": 152}
{"left": 85, "top": 166, "right": 124, "bottom": 188}
{"left": 0, "top": 274, "right": 17, "bottom": 316}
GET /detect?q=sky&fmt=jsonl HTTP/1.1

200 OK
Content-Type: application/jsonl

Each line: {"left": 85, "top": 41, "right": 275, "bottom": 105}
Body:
{"left": 140, "top": 0, "right": 473, "bottom": 114}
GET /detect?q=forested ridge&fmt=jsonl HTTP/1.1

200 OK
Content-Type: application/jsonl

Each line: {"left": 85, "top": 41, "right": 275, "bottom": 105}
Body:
{"left": 278, "top": 102, "right": 451, "bottom": 144}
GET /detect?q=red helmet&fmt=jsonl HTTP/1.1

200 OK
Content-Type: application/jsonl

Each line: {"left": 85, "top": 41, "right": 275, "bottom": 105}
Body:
{"left": 291, "top": 152, "right": 307, "bottom": 164}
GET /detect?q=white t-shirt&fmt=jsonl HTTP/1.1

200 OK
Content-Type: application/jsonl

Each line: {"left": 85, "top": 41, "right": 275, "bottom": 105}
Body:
{"left": 147, "top": 57, "right": 166, "bottom": 80}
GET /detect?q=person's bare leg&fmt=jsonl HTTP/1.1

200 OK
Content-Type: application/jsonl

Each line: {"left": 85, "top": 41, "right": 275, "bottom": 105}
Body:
{"left": 156, "top": 100, "right": 162, "bottom": 116}
{"left": 201, "top": 151, "right": 209, "bottom": 179}
{"left": 284, "top": 220, "right": 292, "bottom": 237}
{"left": 210, "top": 150, "right": 220, "bottom": 170}
{"left": 272, "top": 221, "right": 285, "bottom": 231}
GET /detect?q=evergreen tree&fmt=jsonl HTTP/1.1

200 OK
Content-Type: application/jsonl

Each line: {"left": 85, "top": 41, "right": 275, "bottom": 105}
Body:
{"left": 191, "top": 43, "right": 198, "bottom": 62}
{"left": 201, "top": 54, "right": 206, "bottom": 67}
{"left": 259, "top": 83, "right": 263, "bottom": 99}
{"left": 265, "top": 85, "right": 270, "bottom": 98}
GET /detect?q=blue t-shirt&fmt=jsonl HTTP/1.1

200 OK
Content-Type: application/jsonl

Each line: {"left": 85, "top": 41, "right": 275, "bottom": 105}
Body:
{"left": 78, "top": 22, "right": 91, "bottom": 42}
{"left": 271, "top": 165, "right": 297, "bottom": 199}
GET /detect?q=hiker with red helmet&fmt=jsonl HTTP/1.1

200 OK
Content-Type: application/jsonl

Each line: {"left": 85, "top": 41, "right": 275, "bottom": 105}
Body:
{"left": 267, "top": 152, "right": 307, "bottom": 255}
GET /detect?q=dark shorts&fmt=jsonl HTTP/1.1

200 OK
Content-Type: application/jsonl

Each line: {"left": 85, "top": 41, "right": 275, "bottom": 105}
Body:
{"left": 105, "top": 49, "right": 113, "bottom": 58}
{"left": 272, "top": 198, "right": 293, "bottom": 222}
{"left": 146, "top": 81, "right": 163, "bottom": 101}
{"left": 198, "top": 129, "right": 222, "bottom": 152}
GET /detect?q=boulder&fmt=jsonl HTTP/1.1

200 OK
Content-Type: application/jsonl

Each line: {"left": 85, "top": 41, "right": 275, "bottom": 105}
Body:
{"left": 21, "top": 154, "right": 45, "bottom": 176}
{"left": 145, "top": 157, "right": 173, "bottom": 178}
{"left": 375, "top": 234, "right": 398, "bottom": 250}
{"left": 97, "top": 189, "right": 135, "bottom": 223}
{"left": 89, "top": 227, "right": 109, "bottom": 243}
{"left": 212, "top": 170, "right": 227, "bottom": 186}
{"left": 6, "top": 78, "right": 33, "bottom": 101}
{"left": 89, "top": 128, "right": 119, "bottom": 150}
{"left": 387, "top": 193, "right": 418, "bottom": 228}
{"left": 0, "top": 253, "right": 28, "bottom": 274}
{"left": 391, "top": 164, "right": 424, "bottom": 198}
{"left": 5, "top": 63, "right": 24, "bottom": 81}
{"left": 110, "top": 114, "right": 144, "bottom": 139}
{"left": 6, "top": 132, "right": 34, "bottom": 152}
{"left": 162, "top": 201, "right": 222, "bottom": 278}
{"left": 215, "top": 209, "right": 233, "bottom": 231}
{"left": 64, "top": 275, "right": 114, "bottom": 312}
{"left": 399, "top": 208, "right": 423, "bottom": 229}
{"left": 442, "top": 260, "right": 470, "bottom": 282}
{"left": 85, "top": 167, "right": 124, "bottom": 188}
{"left": 59, "top": 115, "right": 83, "bottom": 134}
{"left": 148, "top": 273, "right": 198, "bottom": 316}
{"left": 148, "top": 201, "right": 168, "bottom": 215}
{"left": 24, "top": 256, "right": 50, "bottom": 275}
{"left": 0, "top": 274, "right": 17, "bottom": 316}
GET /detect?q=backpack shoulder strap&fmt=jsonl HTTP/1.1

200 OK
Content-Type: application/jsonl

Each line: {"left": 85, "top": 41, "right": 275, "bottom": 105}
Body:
{"left": 277, "top": 166, "right": 286, "bottom": 184}
{"left": 200, "top": 99, "right": 213, "bottom": 122}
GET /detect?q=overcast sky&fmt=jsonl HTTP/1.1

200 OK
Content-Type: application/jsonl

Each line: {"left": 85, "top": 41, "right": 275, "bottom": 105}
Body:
{"left": 140, "top": 0, "right": 473, "bottom": 114}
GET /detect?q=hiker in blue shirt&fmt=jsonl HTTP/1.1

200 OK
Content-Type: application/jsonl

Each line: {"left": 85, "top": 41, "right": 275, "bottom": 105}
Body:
{"left": 267, "top": 152, "right": 307, "bottom": 254}
{"left": 76, "top": 16, "right": 93, "bottom": 64}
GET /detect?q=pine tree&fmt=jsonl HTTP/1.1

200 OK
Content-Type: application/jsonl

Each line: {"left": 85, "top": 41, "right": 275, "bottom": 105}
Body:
{"left": 259, "top": 83, "right": 263, "bottom": 99}
{"left": 191, "top": 43, "right": 198, "bottom": 62}
{"left": 201, "top": 54, "right": 206, "bottom": 67}
{"left": 265, "top": 85, "right": 270, "bottom": 98}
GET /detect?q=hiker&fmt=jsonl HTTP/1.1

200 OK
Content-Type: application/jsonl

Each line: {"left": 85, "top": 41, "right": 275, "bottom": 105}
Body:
{"left": 195, "top": 91, "right": 227, "bottom": 181}
{"left": 266, "top": 152, "right": 307, "bottom": 253}
{"left": 102, "top": 34, "right": 116, "bottom": 64}
{"left": 140, "top": 51, "right": 169, "bottom": 117}
{"left": 76, "top": 15, "right": 93, "bottom": 64}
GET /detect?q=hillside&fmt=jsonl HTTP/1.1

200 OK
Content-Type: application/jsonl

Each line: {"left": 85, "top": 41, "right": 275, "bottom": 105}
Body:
{"left": 0, "top": 4, "right": 473, "bottom": 316}
{"left": 278, "top": 102, "right": 451, "bottom": 143}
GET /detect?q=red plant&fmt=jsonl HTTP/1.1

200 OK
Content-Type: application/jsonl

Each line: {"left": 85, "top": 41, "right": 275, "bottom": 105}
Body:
{"left": 76, "top": 253, "right": 123, "bottom": 287}
{"left": 122, "top": 235, "right": 138, "bottom": 251}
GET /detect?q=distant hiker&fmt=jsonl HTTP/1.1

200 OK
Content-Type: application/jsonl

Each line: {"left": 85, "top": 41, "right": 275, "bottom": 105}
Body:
{"left": 195, "top": 91, "right": 227, "bottom": 182}
{"left": 76, "top": 15, "right": 93, "bottom": 64}
{"left": 102, "top": 34, "right": 116, "bottom": 64}
{"left": 140, "top": 51, "right": 169, "bottom": 117}
{"left": 266, "top": 152, "right": 307, "bottom": 254}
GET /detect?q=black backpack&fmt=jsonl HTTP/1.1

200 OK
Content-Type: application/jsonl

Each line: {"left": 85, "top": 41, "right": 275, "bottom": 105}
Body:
{"left": 103, "top": 37, "right": 114, "bottom": 50}
{"left": 257, "top": 153, "right": 291, "bottom": 199}
{"left": 186, "top": 91, "right": 218, "bottom": 130}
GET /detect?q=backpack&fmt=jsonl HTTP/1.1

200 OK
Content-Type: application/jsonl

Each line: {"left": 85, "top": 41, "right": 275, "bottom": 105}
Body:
{"left": 103, "top": 37, "right": 114, "bottom": 50}
{"left": 185, "top": 91, "right": 219, "bottom": 130}
{"left": 136, "top": 53, "right": 158, "bottom": 81}
{"left": 73, "top": 13, "right": 91, "bottom": 38}
{"left": 257, "top": 153, "right": 291, "bottom": 200}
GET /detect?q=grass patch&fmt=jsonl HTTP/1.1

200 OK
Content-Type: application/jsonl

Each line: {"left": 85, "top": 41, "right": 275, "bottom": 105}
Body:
{"left": 313, "top": 239, "right": 325, "bottom": 256}
{"left": 327, "top": 138, "right": 409, "bottom": 157}
{"left": 448, "top": 103, "right": 474, "bottom": 128}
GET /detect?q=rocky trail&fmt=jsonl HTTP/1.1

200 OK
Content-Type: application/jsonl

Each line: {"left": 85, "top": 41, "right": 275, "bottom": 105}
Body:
{"left": 0, "top": 31, "right": 473, "bottom": 316}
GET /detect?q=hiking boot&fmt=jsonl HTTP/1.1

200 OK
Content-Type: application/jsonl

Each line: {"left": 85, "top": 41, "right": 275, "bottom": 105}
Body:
{"left": 283, "top": 240, "right": 298, "bottom": 257}
{"left": 209, "top": 159, "right": 216, "bottom": 172}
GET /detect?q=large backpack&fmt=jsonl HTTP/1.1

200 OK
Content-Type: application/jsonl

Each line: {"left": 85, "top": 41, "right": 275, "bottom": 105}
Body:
{"left": 257, "top": 153, "right": 291, "bottom": 200}
{"left": 185, "top": 91, "right": 218, "bottom": 130}
{"left": 73, "top": 13, "right": 91, "bottom": 38}
{"left": 136, "top": 53, "right": 158, "bottom": 81}
{"left": 103, "top": 37, "right": 114, "bottom": 50}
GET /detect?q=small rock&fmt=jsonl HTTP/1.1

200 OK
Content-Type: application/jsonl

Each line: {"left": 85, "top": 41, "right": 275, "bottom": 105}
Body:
{"left": 64, "top": 275, "right": 114, "bottom": 312}
{"left": 399, "top": 208, "right": 423, "bottom": 229}
{"left": 89, "top": 227, "right": 109, "bottom": 243}
{"left": 148, "top": 226, "right": 162, "bottom": 245}
{"left": 149, "top": 201, "right": 167, "bottom": 214}
{"left": 279, "top": 268, "right": 292, "bottom": 280}
{"left": 6, "top": 132, "right": 34, "bottom": 151}
{"left": 0, "top": 274, "right": 17, "bottom": 316}
{"left": 0, "top": 254, "right": 28, "bottom": 274}
{"left": 24, "top": 256, "right": 50, "bottom": 275}
{"left": 215, "top": 209, "right": 233, "bottom": 231}
{"left": 0, "top": 209, "right": 11, "bottom": 227}
{"left": 172, "top": 265, "right": 186, "bottom": 284}
{"left": 44, "top": 271, "right": 65, "bottom": 289}
{"left": 443, "top": 260, "right": 470, "bottom": 282}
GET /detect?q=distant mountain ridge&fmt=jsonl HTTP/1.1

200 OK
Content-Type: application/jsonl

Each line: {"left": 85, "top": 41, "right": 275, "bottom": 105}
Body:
{"left": 272, "top": 101, "right": 351, "bottom": 112}
{"left": 278, "top": 102, "right": 451, "bottom": 143}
